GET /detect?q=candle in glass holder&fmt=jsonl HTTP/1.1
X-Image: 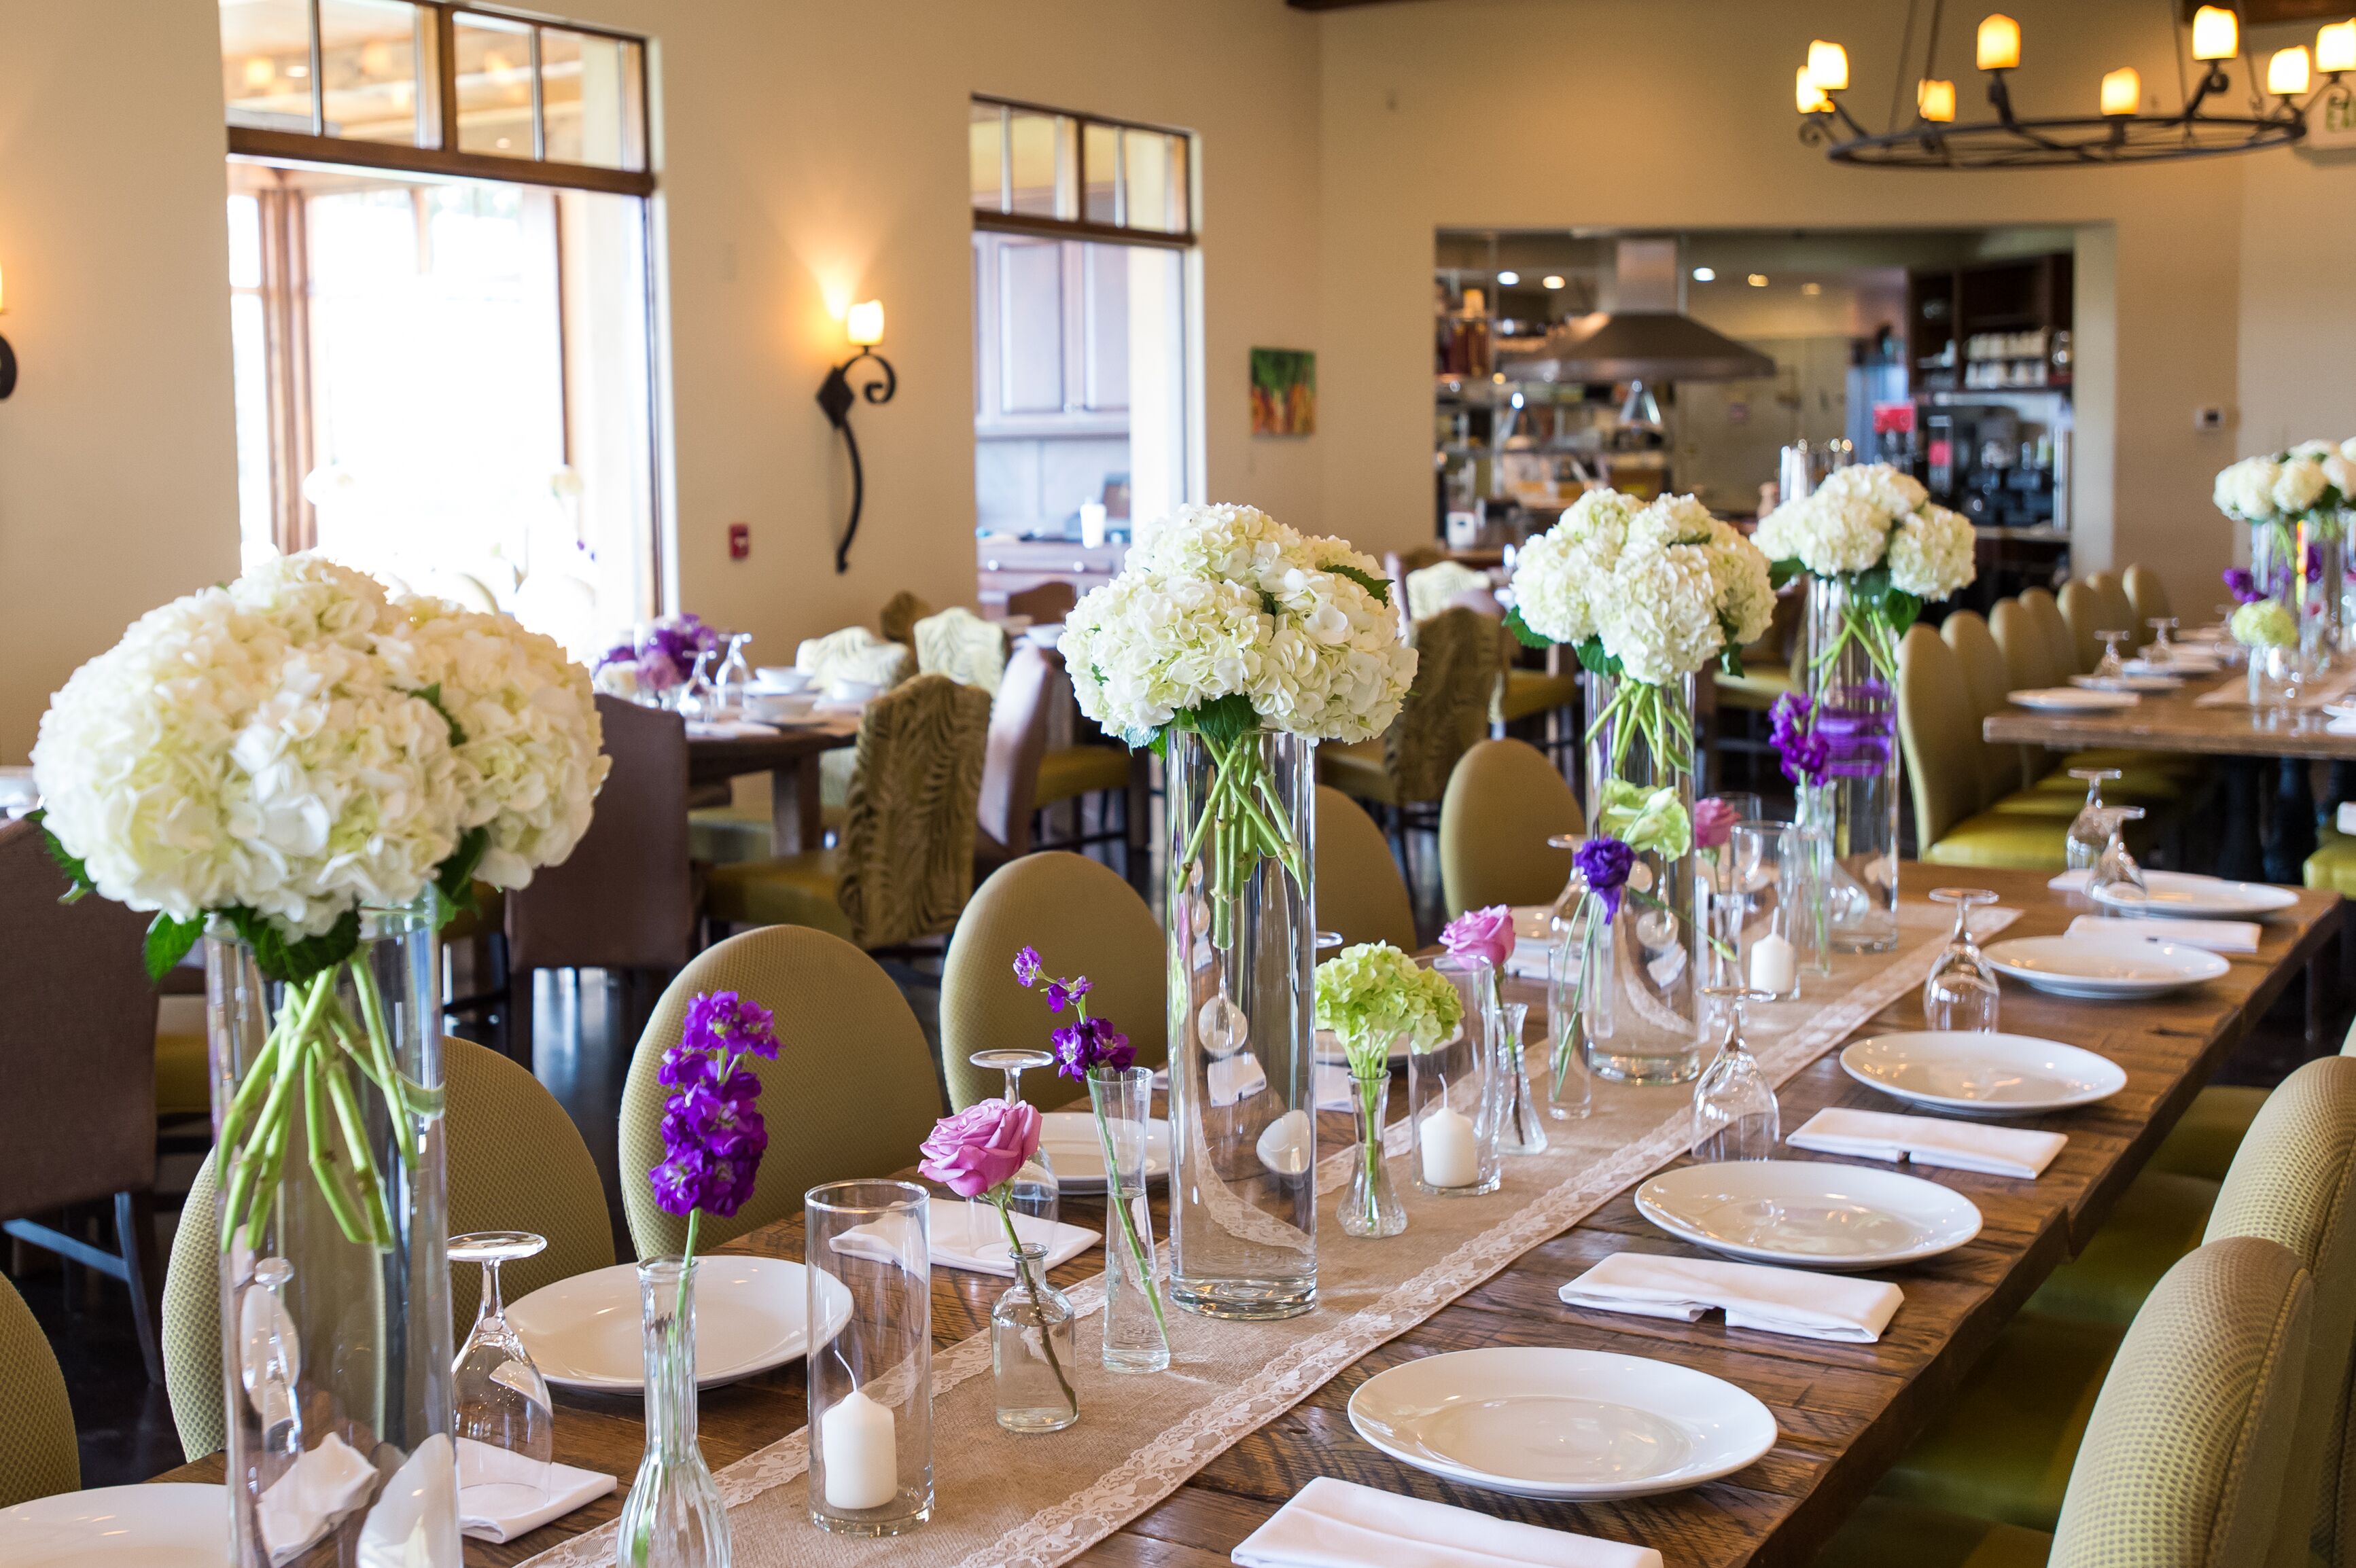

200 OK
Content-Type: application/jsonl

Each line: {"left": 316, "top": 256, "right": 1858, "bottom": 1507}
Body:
{"left": 1419, "top": 1105, "right": 1479, "bottom": 1188}
{"left": 1750, "top": 933, "right": 1798, "bottom": 995}
{"left": 820, "top": 1387, "right": 898, "bottom": 1511}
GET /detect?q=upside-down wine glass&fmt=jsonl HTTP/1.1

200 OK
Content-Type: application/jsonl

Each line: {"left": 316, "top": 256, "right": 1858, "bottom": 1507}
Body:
{"left": 1922, "top": 888, "right": 2003, "bottom": 1034}
{"left": 451, "top": 1230, "right": 555, "bottom": 1498}
{"left": 2064, "top": 768, "right": 2123, "bottom": 871}
{"left": 714, "top": 633, "right": 754, "bottom": 715}
{"left": 1692, "top": 986, "right": 1779, "bottom": 1162}
{"left": 2086, "top": 806, "right": 2150, "bottom": 907}
{"left": 2092, "top": 630, "right": 2132, "bottom": 683}
{"left": 2144, "top": 618, "right": 2180, "bottom": 665}
{"left": 967, "top": 1049, "right": 1059, "bottom": 1237}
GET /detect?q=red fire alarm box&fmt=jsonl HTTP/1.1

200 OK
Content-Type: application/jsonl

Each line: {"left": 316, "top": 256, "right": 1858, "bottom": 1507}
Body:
{"left": 728, "top": 522, "right": 750, "bottom": 560}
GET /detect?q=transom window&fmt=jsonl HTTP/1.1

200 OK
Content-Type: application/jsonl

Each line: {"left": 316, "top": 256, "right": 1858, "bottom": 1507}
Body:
{"left": 969, "top": 96, "right": 1193, "bottom": 247}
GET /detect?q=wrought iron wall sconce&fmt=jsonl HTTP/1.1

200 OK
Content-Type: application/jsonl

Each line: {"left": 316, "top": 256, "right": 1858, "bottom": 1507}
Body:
{"left": 817, "top": 300, "right": 894, "bottom": 573}
{"left": 0, "top": 266, "right": 16, "bottom": 399}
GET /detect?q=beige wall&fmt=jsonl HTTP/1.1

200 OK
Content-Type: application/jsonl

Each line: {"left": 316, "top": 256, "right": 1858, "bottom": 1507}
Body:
{"left": 0, "top": 1, "right": 243, "bottom": 761}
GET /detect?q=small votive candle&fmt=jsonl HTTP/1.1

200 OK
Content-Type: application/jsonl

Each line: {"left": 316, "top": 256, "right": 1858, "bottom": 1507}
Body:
{"left": 1419, "top": 1105, "right": 1480, "bottom": 1188}
{"left": 1750, "top": 932, "right": 1799, "bottom": 995}
{"left": 820, "top": 1388, "right": 898, "bottom": 1512}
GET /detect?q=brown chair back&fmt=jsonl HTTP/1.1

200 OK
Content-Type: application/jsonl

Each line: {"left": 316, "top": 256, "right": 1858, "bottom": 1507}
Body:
{"left": 0, "top": 818, "right": 158, "bottom": 1219}
{"left": 879, "top": 590, "right": 932, "bottom": 648}
{"left": 506, "top": 694, "right": 695, "bottom": 974}
{"left": 976, "top": 645, "right": 1055, "bottom": 864}
{"left": 1391, "top": 607, "right": 1502, "bottom": 804}
{"left": 1006, "top": 581, "right": 1078, "bottom": 623}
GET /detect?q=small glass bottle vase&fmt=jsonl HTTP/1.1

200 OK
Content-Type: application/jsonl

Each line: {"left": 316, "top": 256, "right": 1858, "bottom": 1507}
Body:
{"left": 1087, "top": 1065, "right": 1170, "bottom": 1374}
{"left": 616, "top": 1258, "right": 730, "bottom": 1568}
{"left": 1804, "top": 574, "right": 1902, "bottom": 953}
{"left": 1339, "top": 1067, "right": 1407, "bottom": 1238}
{"left": 992, "top": 1245, "right": 1079, "bottom": 1432}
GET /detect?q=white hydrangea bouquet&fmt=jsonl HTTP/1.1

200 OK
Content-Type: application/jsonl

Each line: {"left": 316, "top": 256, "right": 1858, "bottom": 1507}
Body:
{"left": 1061, "top": 504, "right": 1414, "bottom": 939}
{"left": 2215, "top": 442, "right": 2356, "bottom": 534}
{"left": 1752, "top": 462, "right": 1976, "bottom": 679}
{"left": 31, "top": 554, "right": 608, "bottom": 1247}
{"left": 1509, "top": 488, "right": 1775, "bottom": 775}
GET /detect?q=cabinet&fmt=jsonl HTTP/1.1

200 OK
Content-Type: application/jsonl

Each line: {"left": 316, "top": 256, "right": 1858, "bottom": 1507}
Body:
{"left": 972, "top": 232, "right": 1133, "bottom": 541}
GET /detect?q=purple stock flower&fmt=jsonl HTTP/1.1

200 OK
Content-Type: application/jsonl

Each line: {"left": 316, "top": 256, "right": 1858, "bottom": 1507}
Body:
{"left": 2223, "top": 567, "right": 2264, "bottom": 606}
{"left": 647, "top": 988, "right": 781, "bottom": 1223}
{"left": 1044, "top": 974, "right": 1091, "bottom": 1013}
{"left": 1053, "top": 1015, "right": 1134, "bottom": 1080}
{"left": 1012, "top": 946, "right": 1043, "bottom": 987}
{"left": 1573, "top": 836, "right": 1637, "bottom": 923}
{"left": 684, "top": 990, "right": 780, "bottom": 1059}
{"left": 1769, "top": 692, "right": 1831, "bottom": 786}
{"left": 1816, "top": 679, "right": 1895, "bottom": 778}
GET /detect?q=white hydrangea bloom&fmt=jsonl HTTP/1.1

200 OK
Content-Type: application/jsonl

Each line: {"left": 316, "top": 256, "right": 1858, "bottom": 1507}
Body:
{"left": 2213, "top": 451, "right": 2348, "bottom": 523}
{"left": 383, "top": 596, "right": 611, "bottom": 888}
{"left": 1753, "top": 485, "right": 1888, "bottom": 577}
{"left": 1755, "top": 463, "right": 1975, "bottom": 605}
{"left": 2325, "top": 450, "right": 2356, "bottom": 504}
{"left": 1512, "top": 491, "right": 1775, "bottom": 683}
{"left": 1507, "top": 488, "right": 1642, "bottom": 646}
{"left": 1886, "top": 504, "right": 1977, "bottom": 599}
{"left": 2275, "top": 456, "right": 2330, "bottom": 515}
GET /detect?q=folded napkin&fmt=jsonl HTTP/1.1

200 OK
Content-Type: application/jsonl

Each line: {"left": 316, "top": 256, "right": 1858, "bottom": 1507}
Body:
{"left": 1559, "top": 1251, "right": 1903, "bottom": 1342}
{"left": 684, "top": 719, "right": 781, "bottom": 739}
{"left": 1790, "top": 1106, "right": 2065, "bottom": 1179}
{"left": 458, "top": 1437, "right": 616, "bottom": 1544}
{"left": 259, "top": 1431, "right": 379, "bottom": 1565}
{"left": 2067, "top": 914, "right": 2260, "bottom": 954}
{"left": 918, "top": 1202, "right": 1098, "bottom": 1277}
{"left": 1233, "top": 1476, "right": 1663, "bottom": 1568}
{"left": 2342, "top": 801, "right": 2356, "bottom": 835}
{"left": 2047, "top": 869, "right": 2092, "bottom": 893}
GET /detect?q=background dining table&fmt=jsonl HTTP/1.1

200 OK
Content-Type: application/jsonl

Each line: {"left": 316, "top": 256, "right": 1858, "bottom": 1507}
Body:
{"left": 686, "top": 714, "right": 860, "bottom": 855}
{"left": 152, "top": 866, "right": 2342, "bottom": 1568}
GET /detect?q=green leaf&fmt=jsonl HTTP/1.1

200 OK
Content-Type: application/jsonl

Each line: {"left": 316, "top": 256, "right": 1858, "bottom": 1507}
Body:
{"left": 27, "top": 811, "right": 94, "bottom": 904}
{"left": 1572, "top": 639, "right": 1621, "bottom": 679}
{"left": 1327, "top": 563, "right": 1392, "bottom": 608}
{"left": 433, "top": 826, "right": 491, "bottom": 930}
{"left": 223, "top": 905, "right": 362, "bottom": 984}
{"left": 1882, "top": 588, "right": 1922, "bottom": 637}
{"left": 1502, "top": 605, "right": 1552, "bottom": 650}
{"left": 407, "top": 683, "right": 468, "bottom": 749}
{"left": 1768, "top": 558, "right": 1805, "bottom": 590}
{"left": 143, "top": 912, "right": 205, "bottom": 984}
{"left": 1176, "top": 693, "right": 1261, "bottom": 745}
{"left": 1719, "top": 643, "right": 1748, "bottom": 679}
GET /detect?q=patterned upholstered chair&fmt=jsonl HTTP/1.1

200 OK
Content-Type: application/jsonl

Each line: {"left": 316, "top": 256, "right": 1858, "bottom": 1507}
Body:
{"left": 1318, "top": 607, "right": 1498, "bottom": 848}
{"left": 879, "top": 590, "right": 934, "bottom": 649}
{"left": 1437, "top": 738, "right": 1583, "bottom": 918}
{"left": 913, "top": 605, "right": 1012, "bottom": 695}
{"left": 1818, "top": 1234, "right": 2315, "bottom": 1568}
{"left": 1403, "top": 560, "right": 1490, "bottom": 623}
{"left": 162, "top": 1035, "right": 614, "bottom": 1461}
{"left": 0, "top": 1272, "right": 76, "bottom": 1506}
{"left": 1312, "top": 785, "right": 1419, "bottom": 952}
{"left": 618, "top": 927, "right": 944, "bottom": 1257}
{"left": 938, "top": 852, "right": 1167, "bottom": 1111}
{"left": 795, "top": 625, "right": 914, "bottom": 692}
{"left": 705, "top": 674, "right": 991, "bottom": 950}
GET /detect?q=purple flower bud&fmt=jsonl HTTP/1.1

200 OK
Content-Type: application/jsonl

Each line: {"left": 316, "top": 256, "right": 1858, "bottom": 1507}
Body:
{"left": 1573, "top": 836, "right": 1637, "bottom": 923}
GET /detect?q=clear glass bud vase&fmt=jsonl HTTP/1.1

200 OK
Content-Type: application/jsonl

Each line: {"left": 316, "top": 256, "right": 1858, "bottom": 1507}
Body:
{"left": 617, "top": 1258, "right": 729, "bottom": 1568}
{"left": 204, "top": 896, "right": 459, "bottom": 1568}
{"left": 1339, "top": 1069, "right": 1407, "bottom": 1239}
{"left": 1805, "top": 575, "right": 1902, "bottom": 952}
{"left": 1087, "top": 1065, "right": 1170, "bottom": 1373}
{"left": 991, "top": 1244, "right": 1078, "bottom": 1432}
{"left": 1163, "top": 727, "right": 1318, "bottom": 1318}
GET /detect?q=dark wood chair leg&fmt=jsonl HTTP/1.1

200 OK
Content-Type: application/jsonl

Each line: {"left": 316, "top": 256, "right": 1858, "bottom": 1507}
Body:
{"left": 116, "top": 1189, "right": 165, "bottom": 1385}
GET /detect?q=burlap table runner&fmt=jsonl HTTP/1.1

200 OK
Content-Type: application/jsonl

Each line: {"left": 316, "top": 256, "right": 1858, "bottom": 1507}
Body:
{"left": 529, "top": 899, "right": 1997, "bottom": 1567}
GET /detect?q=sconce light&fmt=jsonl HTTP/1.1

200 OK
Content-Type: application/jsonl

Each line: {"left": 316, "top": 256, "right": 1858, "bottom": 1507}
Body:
{"left": 816, "top": 300, "right": 896, "bottom": 575}
{"left": 0, "top": 266, "right": 14, "bottom": 400}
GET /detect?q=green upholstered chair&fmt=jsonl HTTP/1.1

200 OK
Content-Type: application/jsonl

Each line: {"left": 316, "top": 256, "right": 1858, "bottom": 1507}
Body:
{"left": 1875, "top": 1059, "right": 2356, "bottom": 1549}
{"left": 1319, "top": 607, "right": 1497, "bottom": 811}
{"left": 1716, "top": 588, "right": 1806, "bottom": 714}
{"left": 1898, "top": 624, "right": 2070, "bottom": 871}
{"left": 2308, "top": 825, "right": 2356, "bottom": 897}
{"left": 879, "top": 590, "right": 933, "bottom": 649}
{"left": 706, "top": 674, "right": 992, "bottom": 949}
{"left": 1438, "top": 738, "right": 1583, "bottom": 918}
{"left": 938, "top": 852, "right": 1166, "bottom": 1112}
{"left": 795, "top": 625, "right": 913, "bottom": 691}
{"left": 2086, "top": 573, "right": 2143, "bottom": 650}
{"left": 618, "top": 927, "right": 944, "bottom": 1258}
{"left": 2020, "top": 588, "right": 2083, "bottom": 677}
{"left": 162, "top": 1035, "right": 614, "bottom": 1462}
{"left": 1027, "top": 649, "right": 1143, "bottom": 860}
{"left": 1948, "top": 607, "right": 2184, "bottom": 815}
{"left": 2124, "top": 563, "right": 2174, "bottom": 630}
{"left": 1818, "top": 1234, "right": 2315, "bottom": 1568}
{"left": 913, "top": 606, "right": 1010, "bottom": 694}
{"left": 1403, "top": 560, "right": 1491, "bottom": 623}
{"left": 1992, "top": 594, "right": 2062, "bottom": 692}
{"left": 1990, "top": 591, "right": 2201, "bottom": 790}
{"left": 1313, "top": 785, "right": 1419, "bottom": 952}
{"left": 0, "top": 1272, "right": 76, "bottom": 1508}
{"left": 1498, "top": 661, "right": 1582, "bottom": 731}
{"left": 2056, "top": 580, "right": 2107, "bottom": 675}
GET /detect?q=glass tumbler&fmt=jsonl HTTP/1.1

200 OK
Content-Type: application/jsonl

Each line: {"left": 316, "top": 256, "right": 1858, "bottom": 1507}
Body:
{"left": 1728, "top": 820, "right": 1803, "bottom": 1001}
{"left": 806, "top": 1181, "right": 933, "bottom": 1537}
{"left": 1407, "top": 955, "right": 1502, "bottom": 1197}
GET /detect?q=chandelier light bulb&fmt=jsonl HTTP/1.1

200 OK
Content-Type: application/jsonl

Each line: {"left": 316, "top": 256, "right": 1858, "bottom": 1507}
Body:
{"left": 1808, "top": 39, "right": 1850, "bottom": 92}
{"left": 2317, "top": 20, "right": 2356, "bottom": 75}
{"left": 1917, "top": 78, "right": 1958, "bottom": 121}
{"left": 1796, "top": 65, "right": 1833, "bottom": 113}
{"left": 2270, "top": 45, "right": 2313, "bottom": 95}
{"left": 2190, "top": 5, "right": 2239, "bottom": 62}
{"left": 2100, "top": 66, "right": 2141, "bottom": 115}
{"left": 1976, "top": 14, "right": 2021, "bottom": 71}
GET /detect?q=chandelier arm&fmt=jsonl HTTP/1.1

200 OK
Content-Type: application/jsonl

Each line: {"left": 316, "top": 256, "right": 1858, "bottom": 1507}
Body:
{"left": 1888, "top": 0, "right": 1920, "bottom": 135}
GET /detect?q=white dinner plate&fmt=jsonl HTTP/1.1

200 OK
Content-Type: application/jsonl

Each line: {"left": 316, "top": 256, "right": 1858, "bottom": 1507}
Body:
{"left": 2007, "top": 686, "right": 2141, "bottom": 712}
{"left": 1636, "top": 1160, "right": 1983, "bottom": 1270}
{"left": 2070, "top": 672, "right": 2181, "bottom": 693}
{"left": 1840, "top": 1030, "right": 2127, "bottom": 1115}
{"left": 2088, "top": 870, "right": 2300, "bottom": 921}
{"left": 2126, "top": 656, "right": 2219, "bottom": 677}
{"left": 1346, "top": 1347, "right": 1777, "bottom": 1500}
{"left": 1038, "top": 1110, "right": 1171, "bottom": 1192}
{"left": 0, "top": 1484, "right": 226, "bottom": 1567}
{"left": 1982, "top": 936, "right": 2231, "bottom": 999}
{"left": 509, "top": 1258, "right": 851, "bottom": 1392}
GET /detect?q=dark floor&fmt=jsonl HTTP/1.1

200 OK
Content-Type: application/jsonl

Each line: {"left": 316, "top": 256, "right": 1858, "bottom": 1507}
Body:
{"left": 17, "top": 770, "right": 2349, "bottom": 1490}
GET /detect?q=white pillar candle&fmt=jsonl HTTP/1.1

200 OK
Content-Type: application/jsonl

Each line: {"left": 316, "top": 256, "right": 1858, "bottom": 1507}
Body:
{"left": 1419, "top": 1105, "right": 1480, "bottom": 1188}
{"left": 1750, "top": 932, "right": 1797, "bottom": 995}
{"left": 820, "top": 1387, "right": 898, "bottom": 1511}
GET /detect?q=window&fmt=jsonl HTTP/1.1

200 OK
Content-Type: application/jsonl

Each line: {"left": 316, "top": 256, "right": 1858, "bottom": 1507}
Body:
{"left": 220, "top": 1, "right": 658, "bottom": 656}
{"left": 969, "top": 98, "right": 1193, "bottom": 245}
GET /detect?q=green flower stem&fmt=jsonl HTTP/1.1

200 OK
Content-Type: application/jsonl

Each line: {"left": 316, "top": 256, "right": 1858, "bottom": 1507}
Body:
{"left": 1810, "top": 600, "right": 1899, "bottom": 681}
{"left": 301, "top": 1031, "right": 372, "bottom": 1247}
{"left": 323, "top": 1049, "right": 395, "bottom": 1247}
{"left": 1086, "top": 1077, "right": 1168, "bottom": 1349}
{"left": 996, "top": 1191, "right": 1077, "bottom": 1416}
{"left": 1585, "top": 679, "right": 1691, "bottom": 783}
{"left": 349, "top": 963, "right": 421, "bottom": 1173}
{"left": 1353, "top": 1070, "right": 1387, "bottom": 1232}
{"left": 1551, "top": 892, "right": 1597, "bottom": 1099}
{"left": 1182, "top": 730, "right": 1307, "bottom": 952}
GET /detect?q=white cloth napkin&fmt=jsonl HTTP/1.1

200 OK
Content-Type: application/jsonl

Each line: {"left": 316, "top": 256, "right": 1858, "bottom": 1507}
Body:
{"left": 2342, "top": 801, "right": 2356, "bottom": 835}
{"left": 915, "top": 1203, "right": 1098, "bottom": 1277}
{"left": 2047, "top": 869, "right": 2092, "bottom": 893}
{"left": 457, "top": 1437, "right": 616, "bottom": 1544}
{"left": 259, "top": 1431, "right": 379, "bottom": 1565}
{"left": 1559, "top": 1251, "right": 1904, "bottom": 1342}
{"left": 684, "top": 719, "right": 781, "bottom": 739}
{"left": 1790, "top": 1106, "right": 2065, "bottom": 1178}
{"left": 2067, "top": 914, "right": 2260, "bottom": 954}
{"left": 1233, "top": 1476, "right": 1662, "bottom": 1568}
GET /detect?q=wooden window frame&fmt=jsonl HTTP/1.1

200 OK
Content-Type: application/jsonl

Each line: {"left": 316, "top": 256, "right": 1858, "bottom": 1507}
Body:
{"left": 226, "top": 1, "right": 655, "bottom": 199}
{"left": 970, "top": 95, "right": 1196, "bottom": 251}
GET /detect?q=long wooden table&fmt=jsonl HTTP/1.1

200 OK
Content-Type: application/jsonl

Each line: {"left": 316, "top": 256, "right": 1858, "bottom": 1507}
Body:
{"left": 685, "top": 718, "right": 858, "bottom": 854}
{"left": 158, "top": 867, "right": 2341, "bottom": 1567}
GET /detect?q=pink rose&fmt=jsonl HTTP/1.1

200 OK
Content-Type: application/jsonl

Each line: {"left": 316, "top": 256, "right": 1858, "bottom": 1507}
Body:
{"left": 917, "top": 1100, "right": 1042, "bottom": 1198}
{"left": 1440, "top": 904, "right": 1515, "bottom": 970}
{"left": 1694, "top": 797, "right": 1741, "bottom": 851}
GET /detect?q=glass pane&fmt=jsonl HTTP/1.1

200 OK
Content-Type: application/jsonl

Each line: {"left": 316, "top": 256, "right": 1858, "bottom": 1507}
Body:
{"left": 616, "top": 40, "right": 649, "bottom": 171}
{"left": 1123, "top": 129, "right": 1178, "bottom": 234}
{"left": 969, "top": 101, "right": 1006, "bottom": 212}
{"left": 1168, "top": 136, "right": 1190, "bottom": 235}
{"left": 455, "top": 14, "right": 535, "bottom": 158}
{"left": 221, "top": 0, "right": 316, "bottom": 132}
{"left": 540, "top": 27, "right": 630, "bottom": 168}
{"left": 1008, "top": 109, "right": 1075, "bottom": 219}
{"left": 226, "top": 191, "right": 264, "bottom": 289}
{"left": 319, "top": 0, "right": 424, "bottom": 145}
{"left": 1083, "top": 122, "right": 1118, "bottom": 226}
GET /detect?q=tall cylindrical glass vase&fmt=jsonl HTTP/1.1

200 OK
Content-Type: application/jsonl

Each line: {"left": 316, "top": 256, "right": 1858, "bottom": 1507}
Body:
{"left": 1805, "top": 575, "right": 1902, "bottom": 953}
{"left": 1163, "top": 728, "right": 1318, "bottom": 1319}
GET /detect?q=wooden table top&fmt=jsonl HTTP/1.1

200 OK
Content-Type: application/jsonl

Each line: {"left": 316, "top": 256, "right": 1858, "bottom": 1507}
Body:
{"left": 1982, "top": 677, "right": 2356, "bottom": 760}
{"left": 156, "top": 866, "right": 2342, "bottom": 1568}
{"left": 684, "top": 719, "right": 858, "bottom": 787}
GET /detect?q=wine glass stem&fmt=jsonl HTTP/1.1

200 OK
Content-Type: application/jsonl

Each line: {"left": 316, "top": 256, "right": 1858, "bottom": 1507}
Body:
{"left": 1004, "top": 1067, "right": 1023, "bottom": 1107}
{"left": 480, "top": 1257, "right": 502, "bottom": 1330}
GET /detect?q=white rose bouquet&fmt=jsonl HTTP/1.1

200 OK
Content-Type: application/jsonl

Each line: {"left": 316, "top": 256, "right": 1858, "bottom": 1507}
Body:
{"left": 30, "top": 553, "right": 608, "bottom": 1249}
{"left": 1509, "top": 488, "right": 1774, "bottom": 778}
{"left": 1061, "top": 504, "right": 1414, "bottom": 938}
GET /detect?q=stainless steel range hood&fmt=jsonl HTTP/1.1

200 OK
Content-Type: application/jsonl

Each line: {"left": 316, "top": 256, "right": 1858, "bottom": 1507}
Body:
{"left": 1497, "top": 238, "right": 1774, "bottom": 385}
